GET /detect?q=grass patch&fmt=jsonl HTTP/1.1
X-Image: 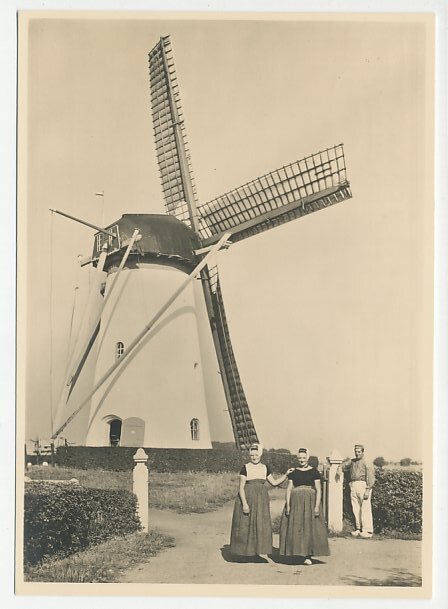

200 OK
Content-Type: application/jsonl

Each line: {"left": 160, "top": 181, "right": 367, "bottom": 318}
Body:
{"left": 149, "top": 471, "right": 238, "bottom": 513}
{"left": 363, "top": 530, "right": 421, "bottom": 540}
{"left": 24, "top": 530, "right": 175, "bottom": 583}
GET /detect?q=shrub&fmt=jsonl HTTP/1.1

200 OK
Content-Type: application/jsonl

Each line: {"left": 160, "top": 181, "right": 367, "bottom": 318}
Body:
{"left": 371, "top": 469, "right": 422, "bottom": 534}
{"left": 211, "top": 441, "right": 237, "bottom": 451}
{"left": 342, "top": 468, "right": 422, "bottom": 534}
{"left": 54, "top": 446, "right": 304, "bottom": 474}
{"left": 400, "top": 457, "right": 412, "bottom": 466}
{"left": 24, "top": 484, "right": 140, "bottom": 565}
{"left": 55, "top": 446, "right": 241, "bottom": 472}
{"left": 268, "top": 448, "right": 291, "bottom": 454}
{"left": 308, "top": 455, "right": 319, "bottom": 468}
{"left": 373, "top": 456, "right": 387, "bottom": 468}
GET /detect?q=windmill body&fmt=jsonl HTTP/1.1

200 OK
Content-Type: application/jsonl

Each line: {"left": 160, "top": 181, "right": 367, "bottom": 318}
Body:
{"left": 83, "top": 214, "right": 219, "bottom": 448}
{"left": 52, "top": 35, "right": 353, "bottom": 450}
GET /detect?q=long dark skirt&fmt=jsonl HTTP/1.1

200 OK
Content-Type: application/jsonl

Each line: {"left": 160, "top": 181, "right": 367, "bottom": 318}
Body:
{"left": 229, "top": 479, "right": 273, "bottom": 556}
{"left": 279, "top": 486, "right": 330, "bottom": 557}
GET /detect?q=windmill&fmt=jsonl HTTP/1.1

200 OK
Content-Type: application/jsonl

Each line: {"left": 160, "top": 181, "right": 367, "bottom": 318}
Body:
{"left": 52, "top": 35, "right": 352, "bottom": 450}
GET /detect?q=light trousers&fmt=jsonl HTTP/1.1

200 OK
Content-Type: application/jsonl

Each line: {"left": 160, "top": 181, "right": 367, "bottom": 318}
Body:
{"left": 349, "top": 480, "right": 373, "bottom": 533}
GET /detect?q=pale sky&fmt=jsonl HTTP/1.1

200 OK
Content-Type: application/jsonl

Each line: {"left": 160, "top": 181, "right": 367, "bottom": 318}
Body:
{"left": 20, "top": 14, "right": 433, "bottom": 462}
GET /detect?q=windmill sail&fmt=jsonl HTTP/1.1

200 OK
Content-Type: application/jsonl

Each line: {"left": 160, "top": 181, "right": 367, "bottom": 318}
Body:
{"left": 148, "top": 36, "right": 199, "bottom": 230}
{"left": 201, "top": 266, "right": 259, "bottom": 450}
{"left": 198, "top": 144, "right": 352, "bottom": 245}
{"left": 149, "top": 35, "right": 259, "bottom": 449}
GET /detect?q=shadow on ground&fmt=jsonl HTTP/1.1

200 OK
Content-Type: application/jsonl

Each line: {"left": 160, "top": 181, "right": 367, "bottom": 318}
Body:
{"left": 221, "top": 545, "right": 327, "bottom": 566}
{"left": 220, "top": 546, "right": 269, "bottom": 563}
{"left": 342, "top": 568, "right": 422, "bottom": 587}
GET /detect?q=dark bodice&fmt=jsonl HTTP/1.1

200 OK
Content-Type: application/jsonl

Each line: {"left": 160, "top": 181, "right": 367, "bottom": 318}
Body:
{"left": 287, "top": 467, "right": 321, "bottom": 488}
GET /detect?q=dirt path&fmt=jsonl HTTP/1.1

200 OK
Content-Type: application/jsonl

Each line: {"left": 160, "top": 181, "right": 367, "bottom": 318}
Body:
{"left": 119, "top": 497, "right": 421, "bottom": 586}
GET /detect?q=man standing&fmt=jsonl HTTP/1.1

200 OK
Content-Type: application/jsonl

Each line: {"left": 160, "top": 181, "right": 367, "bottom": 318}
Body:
{"left": 338, "top": 444, "right": 376, "bottom": 538}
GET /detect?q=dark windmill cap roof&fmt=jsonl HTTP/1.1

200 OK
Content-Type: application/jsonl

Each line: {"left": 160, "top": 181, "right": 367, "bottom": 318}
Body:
{"left": 92, "top": 213, "right": 201, "bottom": 266}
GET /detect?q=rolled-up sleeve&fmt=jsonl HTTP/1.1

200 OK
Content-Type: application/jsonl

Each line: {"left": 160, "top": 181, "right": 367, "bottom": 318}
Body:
{"left": 366, "top": 463, "right": 376, "bottom": 488}
{"left": 341, "top": 458, "right": 352, "bottom": 472}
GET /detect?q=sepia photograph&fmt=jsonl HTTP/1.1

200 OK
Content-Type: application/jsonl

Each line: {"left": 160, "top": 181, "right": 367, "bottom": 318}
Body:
{"left": 12, "top": 7, "right": 441, "bottom": 603}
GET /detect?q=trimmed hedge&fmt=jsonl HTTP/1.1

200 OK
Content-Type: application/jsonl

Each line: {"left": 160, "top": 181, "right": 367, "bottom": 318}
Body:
{"left": 24, "top": 484, "right": 141, "bottom": 565}
{"left": 55, "top": 446, "right": 303, "bottom": 474}
{"left": 343, "top": 468, "right": 422, "bottom": 535}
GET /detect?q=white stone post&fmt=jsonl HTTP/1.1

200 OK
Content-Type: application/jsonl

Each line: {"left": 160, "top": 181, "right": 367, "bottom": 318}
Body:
{"left": 327, "top": 449, "right": 344, "bottom": 533}
{"left": 133, "top": 448, "right": 149, "bottom": 533}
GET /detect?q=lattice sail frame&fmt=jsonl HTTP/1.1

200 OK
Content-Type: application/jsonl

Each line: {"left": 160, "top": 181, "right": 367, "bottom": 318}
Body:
{"left": 148, "top": 37, "right": 352, "bottom": 247}
{"left": 203, "top": 265, "right": 259, "bottom": 450}
{"left": 198, "top": 144, "right": 352, "bottom": 245}
{"left": 148, "top": 36, "right": 198, "bottom": 228}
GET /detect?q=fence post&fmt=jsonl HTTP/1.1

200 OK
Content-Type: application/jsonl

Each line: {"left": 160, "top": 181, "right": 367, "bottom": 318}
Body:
{"left": 326, "top": 448, "right": 344, "bottom": 533}
{"left": 133, "top": 448, "right": 149, "bottom": 532}
{"left": 321, "top": 461, "right": 329, "bottom": 524}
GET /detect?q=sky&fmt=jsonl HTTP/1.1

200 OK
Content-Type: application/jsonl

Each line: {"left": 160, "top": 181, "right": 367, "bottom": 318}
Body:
{"left": 19, "top": 14, "right": 434, "bottom": 463}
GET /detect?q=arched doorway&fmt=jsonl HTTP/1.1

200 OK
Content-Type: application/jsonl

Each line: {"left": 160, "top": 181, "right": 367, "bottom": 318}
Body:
{"left": 108, "top": 418, "right": 122, "bottom": 446}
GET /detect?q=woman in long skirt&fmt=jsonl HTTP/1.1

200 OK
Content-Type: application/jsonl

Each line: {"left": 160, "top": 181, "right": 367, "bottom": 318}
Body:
{"left": 279, "top": 447, "right": 330, "bottom": 565}
{"left": 230, "top": 443, "right": 293, "bottom": 562}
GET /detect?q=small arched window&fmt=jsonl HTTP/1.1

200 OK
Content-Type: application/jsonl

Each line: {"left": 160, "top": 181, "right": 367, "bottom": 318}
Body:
{"left": 190, "top": 418, "right": 199, "bottom": 441}
{"left": 115, "top": 341, "right": 124, "bottom": 360}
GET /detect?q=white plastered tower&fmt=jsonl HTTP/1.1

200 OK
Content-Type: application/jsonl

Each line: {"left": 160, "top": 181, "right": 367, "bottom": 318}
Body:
{"left": 85, "top": 259, "right": 213, "bottom": 448}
